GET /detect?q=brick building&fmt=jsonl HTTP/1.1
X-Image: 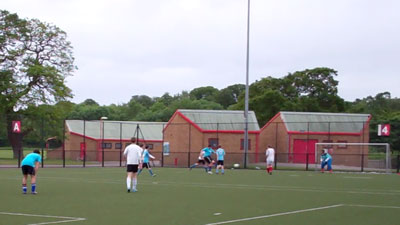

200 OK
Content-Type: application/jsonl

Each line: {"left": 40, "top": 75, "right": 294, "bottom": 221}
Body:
{"left": 259, "top": 112, "right": 371, "bottom": 167}
{"left": 49, "top": 120, "right": 165, "bottom": 162}
{"left": 163, "top": 109, "right": 260, "bottom": 167}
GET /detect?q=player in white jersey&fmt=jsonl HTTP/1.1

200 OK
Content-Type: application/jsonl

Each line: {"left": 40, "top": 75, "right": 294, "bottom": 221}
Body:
{"left": 189, "top": 150, "right": 208, "bottom": 172}
{"left": 265, "top": 145, "right": 275, "bottom": 175}
{"left": 123, "top": 137, "right": 142, "bottom": 192}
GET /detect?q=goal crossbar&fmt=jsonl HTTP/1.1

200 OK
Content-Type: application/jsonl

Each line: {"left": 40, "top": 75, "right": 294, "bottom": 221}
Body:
{"left": 314, "top": 143, "right": 391, "bottom": 173}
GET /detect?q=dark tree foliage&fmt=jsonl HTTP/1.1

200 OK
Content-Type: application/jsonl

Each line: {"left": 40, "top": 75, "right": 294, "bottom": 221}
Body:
{"left": 0, "top": 10, "right": 76, "bottom": 158}
{"left": 347, "top": 92, "right": 400, "bottom": 151}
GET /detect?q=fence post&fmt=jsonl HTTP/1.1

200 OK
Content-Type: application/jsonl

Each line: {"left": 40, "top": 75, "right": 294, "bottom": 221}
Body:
{"left": 83, "top": 120, "right": 86, "bottom": 168}
{"left": 119, "top": 122, "right": 122, "bottom": 167}
{"left": 41, "top": 117, "right": 44, "bottom": 168}
{"left": 18, "top": 147, "right": 21, "bottom": 168}
{"left": 62, "top": 119, "right": 65, "bottom": 168}
{"left": 161, "top": 124, "right": 164, "bottom": 167}
{"left": 275, "top": 122, "right": 278, "bottom": 169}
{"left": 188, "top": 124, "right": 191, "bottom": 168}
{"left": 306, "top": 153, "right": 309, "bottom": 171}
{"left": 361, "top": 152, "right": 364, "bottom": 172}
{"left": 102, "top": 121, "right": 105, "bottom": 167}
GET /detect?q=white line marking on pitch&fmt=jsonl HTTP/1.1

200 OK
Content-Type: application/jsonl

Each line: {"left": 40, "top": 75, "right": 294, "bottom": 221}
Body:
{"left": 0, "top": 211, "right": 86, "bottom": 225}
{"left": 343, "top": 176, "right": 372, "bottom": 179}
{"left": 204, "top": 204, "right": 343, "bottom": 225}
{"left": 347, "top": 204, "right": 400, "bottom": 209}
{"left": 5, "top": 176, "right": 398, "bottom": 196}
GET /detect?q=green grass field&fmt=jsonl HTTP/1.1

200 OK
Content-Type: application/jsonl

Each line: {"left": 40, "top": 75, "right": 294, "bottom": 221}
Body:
{"left": 0, "top": 168, "right": 399, "bottom": 225}
{"left": 0, "top": 148, "right": 39, "bottom": 159}
{"left": 0, "top": 149, "right": 97, "bottom": 165}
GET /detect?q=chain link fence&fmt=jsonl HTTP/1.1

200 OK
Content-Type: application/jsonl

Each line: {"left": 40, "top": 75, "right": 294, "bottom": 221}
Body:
{"left": 1, "top": 119, "right": 399, "bottom": 173}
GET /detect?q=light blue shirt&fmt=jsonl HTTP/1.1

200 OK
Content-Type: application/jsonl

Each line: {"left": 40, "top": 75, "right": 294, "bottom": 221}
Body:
{"left": 216, "top": 148, "right": 225, "bottom": 161}
{"left": 143, "top": 149, "right": 150, "bottom": 163}
{"left": 321, "top": 153, "right": 332, "bottom": 162}
{"left": 202, "top": 147, "right": 215, "bottom": 157}
{"left": 21, "top": 153, "right": 42, "bottom": 167}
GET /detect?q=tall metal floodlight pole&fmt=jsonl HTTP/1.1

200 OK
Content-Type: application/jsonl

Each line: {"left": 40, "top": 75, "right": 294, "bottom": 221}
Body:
{"left": 244, "top": 0, "right": 251, "bottom": 168}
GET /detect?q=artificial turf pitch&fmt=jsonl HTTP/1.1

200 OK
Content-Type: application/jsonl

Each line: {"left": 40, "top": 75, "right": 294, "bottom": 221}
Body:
{"left": 0, "top": 167, "right": 399, "bottom": 225}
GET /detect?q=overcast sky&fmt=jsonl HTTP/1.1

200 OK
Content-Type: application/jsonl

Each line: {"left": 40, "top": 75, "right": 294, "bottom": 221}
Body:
{"left": 3, "top": 0, "right": 400, "bottom": 105}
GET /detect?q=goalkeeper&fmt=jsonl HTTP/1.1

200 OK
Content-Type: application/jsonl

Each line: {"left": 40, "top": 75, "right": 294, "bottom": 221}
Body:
{"left": 320, "top": 149, "right": 333, "bottom": 173}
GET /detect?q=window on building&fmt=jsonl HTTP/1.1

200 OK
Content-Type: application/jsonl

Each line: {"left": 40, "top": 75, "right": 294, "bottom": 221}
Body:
{"left": 322, "top": 140, "right": 333, "bottom": 148}
{"left": 115, "top": 143, "right": 122, "bottom": 149}
{"left": 337, "top": 140, "right": 348, "bottom": 149}
{"left": 102, "top": 143, "right": 112, "bottom": 149}
{"left": 163, "top": 142, "right": 170, "bottom": 155}
{"left": 208, "top": 138, "right": 219, "bottom": 148}
{"left": 240, "top": 139, "right": 251, "bottom": 150}
{"left": 146, "top": 144, "right": 154, "bottom": 149}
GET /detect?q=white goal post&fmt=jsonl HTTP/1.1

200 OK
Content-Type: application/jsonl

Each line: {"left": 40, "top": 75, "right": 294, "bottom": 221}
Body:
{"left": 314, "top": 143, "right": 391, "bottom": 173}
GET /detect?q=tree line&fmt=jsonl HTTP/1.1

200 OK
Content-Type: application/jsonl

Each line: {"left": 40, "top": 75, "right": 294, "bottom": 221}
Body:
{"left": 1, "top": 10, "right": 399, "bottom": 157}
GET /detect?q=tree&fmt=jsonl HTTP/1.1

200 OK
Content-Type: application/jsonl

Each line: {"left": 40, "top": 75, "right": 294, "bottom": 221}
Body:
{"left": 230, "top": 67, "right": 345, "bottom": 124}
{"left": 216, "top": 84, "right": 245, "bottom": 108}
{"left": 189, "top": 86, "right": 219, "bottom": 102}
{"left": 21, "top": 102, "right": 74, "bottom": 148}
{"left": 284, "top": 67, "right": 345, "bottom": 112}
{"left": 347, "top": 92, "right": 400, "bottom": 151}
{"left": 67, "top": 103, "right": 110, "bottom": 120}
{"left": 130, "top": 95, "right": 154, "bottom": 108}
{"left": 0, "top": 10, "right": 76, "bottom": 158}
{"left": 158, "top": 93, "right": 173, "bottom": 106}
{"left": 81, "top": 99, "right": 99, "bottom": 106}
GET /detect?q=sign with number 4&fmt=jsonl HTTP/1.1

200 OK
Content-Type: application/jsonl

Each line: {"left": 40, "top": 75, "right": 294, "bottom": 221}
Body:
{"left": 377, "top": 124, "right": 390, "bottom": 136}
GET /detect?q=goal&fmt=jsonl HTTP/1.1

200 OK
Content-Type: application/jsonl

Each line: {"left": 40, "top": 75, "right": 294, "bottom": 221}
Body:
{"left": 314, "top": 143, "right": 392, "bottom": 173}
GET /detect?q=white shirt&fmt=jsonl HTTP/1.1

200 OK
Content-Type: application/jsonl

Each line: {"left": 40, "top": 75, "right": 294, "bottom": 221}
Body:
{"left": 123, "top": 143, "right": 142, "bottom": 165}
{"left": 266, "top": 147, "right": 275, "bottom": 161}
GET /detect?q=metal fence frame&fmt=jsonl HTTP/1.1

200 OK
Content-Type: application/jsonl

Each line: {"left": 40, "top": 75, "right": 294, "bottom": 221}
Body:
{"left": 1, "top": 119, "right": 399, "bottom": 173}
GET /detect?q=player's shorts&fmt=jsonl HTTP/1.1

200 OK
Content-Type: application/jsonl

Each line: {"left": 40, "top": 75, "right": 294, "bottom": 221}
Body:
{"left": 197, "top": 159, "right": 205, "bottom": 164}
{"left": 204, "top": 156, "right": 213, "bottom": 164}
{"left": 127, "top": 164, "right": 139, "bottom": 173}
{"left": 217, "top": 160, "right": 224, "bottom": 166}
{"left": 266, "top": 159, "right": 274, "bottom": 165}
{"left": 142, "top": 162, "right": 150, "bottom": 169}
{"left": 21, "top": 165, "right": 35, "bottom": 175}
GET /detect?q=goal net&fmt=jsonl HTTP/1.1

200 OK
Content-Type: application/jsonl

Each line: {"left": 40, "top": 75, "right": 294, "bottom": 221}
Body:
{"left": 314, "top": 143, "right": 391, "bottom": 173}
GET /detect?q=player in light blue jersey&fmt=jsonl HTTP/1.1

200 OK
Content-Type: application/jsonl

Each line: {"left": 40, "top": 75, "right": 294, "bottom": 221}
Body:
{"left": 21, "top": 149, "right": 42, "bottom": 194}
{"left": 215, "top": 145, "right": 225, "bottom": 174}
{"left": 138, "top": 145, "right": 156, "bottom": 177}
{"left": 202, "top": 145, "right": 215, "bottom": 174}
{"left": 320, "top": 149, "right": 333, "bottom": 173}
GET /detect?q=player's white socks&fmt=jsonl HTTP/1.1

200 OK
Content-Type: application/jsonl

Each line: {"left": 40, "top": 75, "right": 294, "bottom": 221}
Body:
{"left": 126, "top": 177, "right": 132, "bottom": 190}
{"left": 132, "top": 178, "right": 137, "bottom": 190}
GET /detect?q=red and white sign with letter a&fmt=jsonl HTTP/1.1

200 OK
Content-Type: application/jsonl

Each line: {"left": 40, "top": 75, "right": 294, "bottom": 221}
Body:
{"left": 377, "top": 124, "right": 390, "bottom": 136}
{"left": 12, "top": 121, "right": 21, "bottom": 133}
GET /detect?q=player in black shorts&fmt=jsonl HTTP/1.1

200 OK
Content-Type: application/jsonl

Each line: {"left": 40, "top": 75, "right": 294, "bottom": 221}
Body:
{"left": 123, "top": 137, "right": 142, "bottom": 192}
{"left": 215, "top": 145, "right": 225, "bottom": 174}
{"left": 127, "top": 164, "right": 139, "bottom": 173}
{"left": 189, "top": 151, "right": 207, "bottom": 172}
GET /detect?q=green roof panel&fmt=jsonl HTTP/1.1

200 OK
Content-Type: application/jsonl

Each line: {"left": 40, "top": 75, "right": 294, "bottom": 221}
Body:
{"left": 178, "top": 109, "right": 260, "bottom": 131}
{"left": 280, "top": 112, "right": 370, "bottom": 133}
{"left": 66, "top": 120, "right": 166, "bottom": 141}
